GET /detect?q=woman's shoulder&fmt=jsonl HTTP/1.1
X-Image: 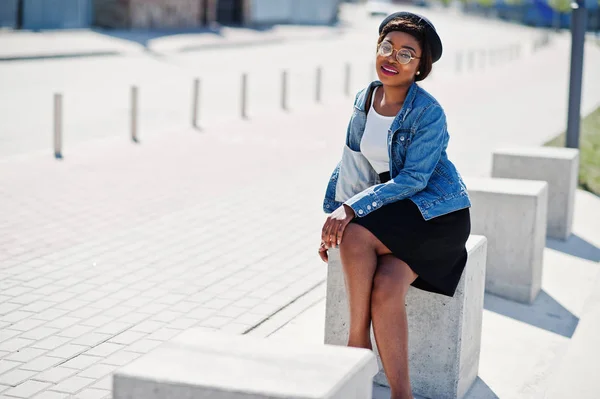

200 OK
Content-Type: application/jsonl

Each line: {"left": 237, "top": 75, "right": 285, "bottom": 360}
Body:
{"left": 352, "top": 82, "right": 382, "bottom": 110}
{"left": 413, "top": 84, "right": 443, "bottom": 110}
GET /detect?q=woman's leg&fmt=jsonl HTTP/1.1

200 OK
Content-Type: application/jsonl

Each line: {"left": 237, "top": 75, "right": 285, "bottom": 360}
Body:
{"left": 339, "top": 223, "right": 391, "bottom": 349}
{"left": 371, "top": 254, "right": 418, "bottom": 399}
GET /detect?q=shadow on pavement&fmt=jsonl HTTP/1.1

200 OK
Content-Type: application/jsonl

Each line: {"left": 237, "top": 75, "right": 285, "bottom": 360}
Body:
{"left": 373, "top": 377, "right": 499, "bottom": 399}
{"left": 484, "top": 290, "right": 579, "bottom": 338}
{"left": 92, "top": 24, "right": 279, "bottom": 50}
{"left": 546, "top": 234, "right": 600, "bottom": 263}
{"left": 464, "top": 377, "right": 500, "bottom": 399}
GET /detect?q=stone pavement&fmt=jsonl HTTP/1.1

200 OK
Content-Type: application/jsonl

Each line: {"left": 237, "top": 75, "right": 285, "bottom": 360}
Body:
{"left": 0, "top": 104, "right": 347, "bottom": 398}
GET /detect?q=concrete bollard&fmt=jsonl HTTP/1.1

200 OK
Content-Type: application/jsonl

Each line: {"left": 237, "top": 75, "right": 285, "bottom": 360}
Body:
{"left": 344, "top": 63, "right": 351, "bottom": 97}
{"left": 325, "top": 236, "right": 488, "bottom": 399}
{"left": 316, "top": 66, "right": 322, "bottom": 103}
{"left": 466, "top": 177, "right": 548, "bottom": 304}
{"left": 241, "top": 73, "right": 248, "bottom": 119}
{"left": 131, "top": 86, "right": 139, "bottom": 143}
{"left": 114, "top": 329, "right": 378, "bottom": 399}
{"left": 192, "top": 78, "right": 200, "bottom": 129}
{"left": 281, "top": 70, "right": 288, "bottom": 111}
{"left": 456, "top": 51, "right": 462, "bottom": 72}
{"left": 492, "top": 147, "right": 580, "bottom": 240}
{"left": 53, "top": 93, "right": 63, "bottom": 159}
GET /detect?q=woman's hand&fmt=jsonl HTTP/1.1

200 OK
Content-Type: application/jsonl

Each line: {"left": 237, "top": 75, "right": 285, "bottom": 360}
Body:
{"left": 321, "top": 204, "right": 356, "bottom": 252}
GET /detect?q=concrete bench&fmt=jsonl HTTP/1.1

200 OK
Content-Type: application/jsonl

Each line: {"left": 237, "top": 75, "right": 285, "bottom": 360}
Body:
{"left": 113, "top": 328, "right": 378, "bottom": 399}
{"left": 466, "top": 177, "right": 548, "bottom": 304}
{"left": 325, "top": 235, "right": 488, "bottom": 399}
{"left": 492, "top": 147, "right": 579, "bottom": 240}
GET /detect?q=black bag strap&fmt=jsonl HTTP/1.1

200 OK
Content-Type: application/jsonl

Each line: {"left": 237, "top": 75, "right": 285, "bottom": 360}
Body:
{"left": 364, "top": 85, "right": 377, "bottom": 116}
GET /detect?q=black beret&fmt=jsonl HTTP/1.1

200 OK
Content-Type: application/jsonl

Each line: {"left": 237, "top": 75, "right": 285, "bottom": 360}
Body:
{"left": 378, "top": 12, "right": 443, "bottom": 63}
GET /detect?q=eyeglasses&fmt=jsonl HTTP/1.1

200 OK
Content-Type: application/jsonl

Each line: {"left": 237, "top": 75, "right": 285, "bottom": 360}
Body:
{"left": 377, "top": 41, "right": 420, "bottom": 65}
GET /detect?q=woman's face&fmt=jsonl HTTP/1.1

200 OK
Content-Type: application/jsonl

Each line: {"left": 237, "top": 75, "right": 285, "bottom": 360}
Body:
{"left": 375, "top": 30, "right": 422, "bottom": 87}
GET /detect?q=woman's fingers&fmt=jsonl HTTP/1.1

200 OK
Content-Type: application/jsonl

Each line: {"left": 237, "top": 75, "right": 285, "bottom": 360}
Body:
{"left": 336, "top": 221, "right": 346, "bottom": 246}
{"left": 318, "top": 246, "right": 328, "bottom": 262}
{"left": 321, "top": 219, "right": 332, "bottom": 248}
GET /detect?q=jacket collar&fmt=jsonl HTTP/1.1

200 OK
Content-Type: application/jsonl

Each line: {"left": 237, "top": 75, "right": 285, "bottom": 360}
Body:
{"left": 355, "top": 80, "right": 418, "bottom": 123}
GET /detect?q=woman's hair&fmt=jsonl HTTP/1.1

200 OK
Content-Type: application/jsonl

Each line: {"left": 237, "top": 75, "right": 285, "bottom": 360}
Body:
{"left": 377, "top": 17, "right": 433, "bottom": 82}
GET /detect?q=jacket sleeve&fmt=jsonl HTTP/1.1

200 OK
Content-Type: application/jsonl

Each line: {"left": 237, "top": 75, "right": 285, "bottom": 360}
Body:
{"left": 345, "top": 104, "right": 447, "bottom": 217}
{"left": 322, "top": 89, "right": 368, "bottom": 214}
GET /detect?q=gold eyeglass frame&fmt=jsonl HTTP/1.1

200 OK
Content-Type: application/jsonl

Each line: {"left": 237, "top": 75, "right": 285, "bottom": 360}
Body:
{"left": 377, "top": 41, "right": 421, "bottom": 65}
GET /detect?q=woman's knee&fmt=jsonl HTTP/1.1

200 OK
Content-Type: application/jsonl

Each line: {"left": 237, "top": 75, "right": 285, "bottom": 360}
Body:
{"left": 371, "top": 256, "right": 415, "bottom": 306}
{"left": 339, "top": 223, "right": 374, "bottom": 253}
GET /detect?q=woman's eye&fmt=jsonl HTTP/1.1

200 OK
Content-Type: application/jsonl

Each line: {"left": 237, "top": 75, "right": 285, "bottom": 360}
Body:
{"left": 398, "top": 52, "right": 412, "bottom": 62}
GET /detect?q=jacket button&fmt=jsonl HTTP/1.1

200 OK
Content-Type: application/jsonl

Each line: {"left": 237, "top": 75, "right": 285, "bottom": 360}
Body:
{"left": 372, "top": 202, "right": 377, "bottom": 207}
{"left": 400, "top": 136, "right": 405, "bottom": 141}
{"left": 358, "top": 210, "right": 364, "bottom": 215}
{"left": 367, "top": 205, "right": 371, "bottom": 210}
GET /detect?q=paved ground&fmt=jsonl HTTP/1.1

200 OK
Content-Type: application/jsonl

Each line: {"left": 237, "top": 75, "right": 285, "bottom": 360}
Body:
{"left": 1, "top": 3, "right": 600, "bottom": 399}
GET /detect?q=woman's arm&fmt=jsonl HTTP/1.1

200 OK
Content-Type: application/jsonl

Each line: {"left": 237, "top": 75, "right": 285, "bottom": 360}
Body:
{"left": 344, "top": 103, "right": 448, "bottom": 217}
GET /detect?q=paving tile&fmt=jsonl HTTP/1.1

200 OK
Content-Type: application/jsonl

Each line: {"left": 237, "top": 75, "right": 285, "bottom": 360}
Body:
{"left": 101, "top": 350, "right": 141, "bottom": 367}
{"left": 59, "top": 355, "right": 101, "bottom": 371}
{"left": 0, "top": 304, "right": 21, "bottom": 316}
{"left": 0, "top": 361, "right": 21, "bottom": 375}
{"left": 0, "top": 331, "right": 20, "bottom": 345}
{"left": 71, "top": 333, "right": 111, "bottom": 348}
{"left": 32, "top": 366, "right": 78, "bottom": 384}
{"left": 90, "top": 376, "right": 110, "bottom": 391}
{"left": 2, "top": 380, "right": 50, "bottom": 398}
{"left": 21, "top": 327, "right": 61, "bottom": 341}
{"left": 167, "top": 317, "right": 200, "bottom": 330}
{"left": 93, "top": 322, "right": 131, "bottom": 336}
{"left": 45, "top": 317, "right": 81, "bottom": 330}
{"left": 79, "top": 316, "right": 113, "bottom": 328}
{"left": 122, "top": 339, "right": 162, "bottom": 354}
{"left": 145, "top": 328, "right": 181, "bottom": 342}
{"left": 107, "top": 331, "right": 146, "bottom": 346}
{"left": 30, "top": 337, "right": 71, "bottom": 351}
{"left": 31, "top": 390, "right": 69, "bottom": 399}
{"left": 0, "top": 369, "right": 36, "bottom": 387}
{"left": 51, "top": 376, "right": 95, "bottom": 394}
{"left": 0, "top": 312, "right": 34, "bottom": 324}
{"left": 45, "top": 344, "right": 88, "bottom": 360}
{"left": 56, "top": 325, "right": 94, "bottom": 339}
{"left": 8, "top": 318, "right": 46, "bottom": 332}
{"left": 20, "top": 356, "right": 64, "bottom": 372}
{"left": 30, "top": 309, "right": 69, "bottom": 322}
{"left": 84, "top": 343, "right": 123, "bottom": 358}
{"left": 20, "top": 301, "right": 56, "bottom": 313}
{"left": 5, "top": 348, "right": 46, "bottom": 363}
{"left": 128, "top": 320, "right": 164, "bottom": 334}
{"left": 73, "top": 388, "right": 111, "bottom": 399}
{"left": 200, "top": 315, "right": 235, "bottom": 328}
{"left": 77, "top": 364, "right": 117, "bottom": 380}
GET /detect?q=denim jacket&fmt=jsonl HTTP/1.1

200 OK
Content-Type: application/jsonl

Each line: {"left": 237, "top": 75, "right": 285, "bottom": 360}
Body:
{"left": 323, "top": 81, "right": 471, "bottom": 221}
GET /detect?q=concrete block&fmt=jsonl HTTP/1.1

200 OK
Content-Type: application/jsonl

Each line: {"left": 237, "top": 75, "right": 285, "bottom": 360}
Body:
{"left": 325, "top": 235, "right": 488, "bottom": 399}
{"left": 113, "top": 328, "right": 378, "bottom": 399}
{"left": 492, "top": 147, "right": 579, "bottom": 240}
{"left": 466, "top": 177, "right": 548, "bottom": 304}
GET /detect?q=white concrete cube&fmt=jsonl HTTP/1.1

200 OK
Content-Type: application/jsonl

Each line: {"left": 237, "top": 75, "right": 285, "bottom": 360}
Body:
{"left": 492, "top": 147, "right": 579, "bottom": 240}
{"left": 113, "top": 328, "right": 378, "bottom": 399}
{"left": 325, "top": 235, "right": 488, "bottom": 399}
{"left": 466, "top": 177, "right": 548, "bottom": 304}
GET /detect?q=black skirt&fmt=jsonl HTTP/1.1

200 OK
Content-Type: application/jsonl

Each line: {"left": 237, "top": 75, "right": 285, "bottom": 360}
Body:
{"left": 351, "top": 172, "right": 471, "bottom": 297}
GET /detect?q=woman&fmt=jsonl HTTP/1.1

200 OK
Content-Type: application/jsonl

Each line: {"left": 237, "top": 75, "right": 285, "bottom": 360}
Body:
{"left": 319, "top": 12, "right": 471, "bottom": 399}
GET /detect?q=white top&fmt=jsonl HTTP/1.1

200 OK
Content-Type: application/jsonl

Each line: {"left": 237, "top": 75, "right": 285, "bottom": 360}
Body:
{"left": 360, "top": 87, "right": 395, "bottom": 174}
